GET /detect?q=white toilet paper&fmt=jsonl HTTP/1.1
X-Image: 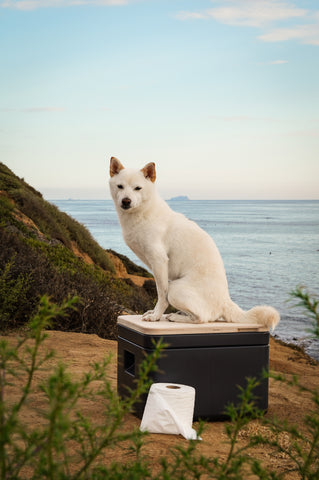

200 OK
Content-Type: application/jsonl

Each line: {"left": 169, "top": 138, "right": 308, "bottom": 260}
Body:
{"left": 140, "top": 383, "right": 198, "bottom": 440}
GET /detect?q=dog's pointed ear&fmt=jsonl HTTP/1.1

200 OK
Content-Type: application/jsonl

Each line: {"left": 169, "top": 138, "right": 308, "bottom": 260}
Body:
{"left": 141, "top": 162, "right": 156, "bottom": 183}
{"left": 110, "top": 157, "right": 124, "bottom": 177}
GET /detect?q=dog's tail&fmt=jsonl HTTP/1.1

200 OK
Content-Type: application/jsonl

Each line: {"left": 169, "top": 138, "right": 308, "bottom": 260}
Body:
{"left": 223, "top": 301, "right": 280, "bottom": 330}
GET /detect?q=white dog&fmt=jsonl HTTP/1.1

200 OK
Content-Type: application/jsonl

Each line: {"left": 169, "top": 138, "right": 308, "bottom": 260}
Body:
{"left": 109, "top": 157, "right": 280, "bottom": 329}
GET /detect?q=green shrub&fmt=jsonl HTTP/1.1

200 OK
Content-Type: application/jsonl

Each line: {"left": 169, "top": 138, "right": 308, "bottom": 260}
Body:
{"left": 1, "top": 296, "right": 319, "bottom": 479}
{"left": 0, "top": 255, "right": 32, "bottom": 329}
{"left": 247, "top": 371, "right": 319, "bottom": 480}
{"left": 0, "top": 163, "right": 25, "bottom": 192}
{"left": 0, "top": 296, "right": 163, "bottom": 479}
{"left": 290, "top": 287, "right": 319, "bottom": 338}
{"left": 0, "top": 228, "right": 155, "bottom": 338}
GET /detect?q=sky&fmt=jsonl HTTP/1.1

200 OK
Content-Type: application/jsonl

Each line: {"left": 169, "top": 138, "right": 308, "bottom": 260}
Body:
{"left": 0, "top": 0, "right": 318, "bottom": 200}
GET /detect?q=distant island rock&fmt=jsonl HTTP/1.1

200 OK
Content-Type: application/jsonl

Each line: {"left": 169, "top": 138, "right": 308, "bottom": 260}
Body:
{"left": 169, "top": 195, "right": 190, "bottom": 201}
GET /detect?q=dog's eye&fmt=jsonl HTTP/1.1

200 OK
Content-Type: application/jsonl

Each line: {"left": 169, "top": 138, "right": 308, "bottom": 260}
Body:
{"left": 117, "top": 185, "right": 124, "bottom": 189}
{"left": 134, "top": 186, "right": 142, "bottom": 191}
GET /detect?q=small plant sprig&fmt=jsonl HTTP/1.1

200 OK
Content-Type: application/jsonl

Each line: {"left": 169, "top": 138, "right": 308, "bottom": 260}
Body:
{"left": 250, "top": 372, "right": 319, "bottom": 480}
{"left": 0, "top": 294, "right": 79, "bottom": 479}
{"left": 289, "top": 286, "right": 319, "bottom": 338}
{"left": 156, "top": 378, "right": 270, "bottom": 480}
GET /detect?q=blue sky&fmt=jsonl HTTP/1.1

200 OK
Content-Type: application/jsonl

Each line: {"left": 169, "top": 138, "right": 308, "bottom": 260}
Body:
{"left": 1, "top": 0, "right": 318, "bottom": 199}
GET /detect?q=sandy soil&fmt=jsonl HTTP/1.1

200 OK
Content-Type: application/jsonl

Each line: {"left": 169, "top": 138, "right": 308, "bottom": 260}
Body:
{"left": 2, "top": 330, "right": 319, "bottom": 479}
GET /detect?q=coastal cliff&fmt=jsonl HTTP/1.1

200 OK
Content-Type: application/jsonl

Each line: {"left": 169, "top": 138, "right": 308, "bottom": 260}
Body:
{"left": 0, "top": 163, "right": 156, "bottom": 338}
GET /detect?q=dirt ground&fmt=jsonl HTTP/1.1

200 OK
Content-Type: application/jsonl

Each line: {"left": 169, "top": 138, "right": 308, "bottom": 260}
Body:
{"left": 2, "top": 330, "right": 319, "bottom": 479}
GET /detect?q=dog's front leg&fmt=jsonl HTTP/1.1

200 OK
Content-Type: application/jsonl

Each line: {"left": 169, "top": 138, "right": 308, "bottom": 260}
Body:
{"left": 142, "top": 254, "right": 169, "bottom": 322}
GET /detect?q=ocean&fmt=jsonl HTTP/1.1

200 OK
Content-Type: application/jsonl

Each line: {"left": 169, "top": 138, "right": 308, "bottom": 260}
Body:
{"left": 52, "top": 199, "right": 319, "bottom": 361}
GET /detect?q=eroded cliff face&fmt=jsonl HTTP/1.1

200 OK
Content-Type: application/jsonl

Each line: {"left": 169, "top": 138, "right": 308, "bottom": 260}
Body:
{"left": 107, "top": 251, "right": 153, "bottom": 287}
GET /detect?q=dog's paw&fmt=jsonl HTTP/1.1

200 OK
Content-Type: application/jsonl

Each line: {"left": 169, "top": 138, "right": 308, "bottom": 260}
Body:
{"left": 166, "top": 312, "right": 195, "bottom": 323}
{"left": 142, "top": 310, "right": 160, "bottom": 322}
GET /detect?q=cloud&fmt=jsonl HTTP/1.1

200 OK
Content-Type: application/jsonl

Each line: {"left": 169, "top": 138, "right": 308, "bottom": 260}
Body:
{"left": 23, "top": 107, "right": 66, "bottom": 112}
{"left": 177, "top": 0, "right": 306, "bottom": 26}
{"left": 210, "top": 115, "right": 256, "bottom": 122}
{"left": 269, "top": 59, "right": 288, "bottom": 64}
{"left": 175, "top": 11, "right": 207, "bottom": 21}
{"left": 0, "top": 107, "right": 66, "bottom": 112}
{"left": 208, "top": 115, "right": 280, "bottom": 123}
{"left": 176, "top": 0, "right": 319, "bottom": 46}
{"left": 206, "top": 0, "right": 306, "bottom": 27}
{"left": 0, "top": 0, "right": 130, "bottom": 9}
{"left": 259, "top": 22, "right": 319, "bottom": 45}
{"left": 286, "top": 129, "right": 319, "bottom": 137}
{"left": 256, "top": 59, "right": 288, "bottom": 65}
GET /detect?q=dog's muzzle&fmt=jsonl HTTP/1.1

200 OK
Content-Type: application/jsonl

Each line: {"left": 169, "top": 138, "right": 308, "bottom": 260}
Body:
{"left": 121, "top": 197, "right": 132, "bottom": 210}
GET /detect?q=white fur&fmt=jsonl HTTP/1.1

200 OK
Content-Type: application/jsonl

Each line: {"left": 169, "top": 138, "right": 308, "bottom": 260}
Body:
{"left": 109, "top": 158, "right": 280, "bottom": 330}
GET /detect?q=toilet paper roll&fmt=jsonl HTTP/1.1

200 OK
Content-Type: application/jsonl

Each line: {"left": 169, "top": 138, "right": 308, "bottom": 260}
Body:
{"left": 140, "top": 383, "right": 198, "bottom": 440}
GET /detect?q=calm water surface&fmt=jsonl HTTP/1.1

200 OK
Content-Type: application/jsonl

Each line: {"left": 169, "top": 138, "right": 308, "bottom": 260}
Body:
{"left": 52, "top": 199, "right": 319, "bottom": 360}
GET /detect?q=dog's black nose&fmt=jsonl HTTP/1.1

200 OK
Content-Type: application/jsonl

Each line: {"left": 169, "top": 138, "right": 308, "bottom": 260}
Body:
{"left": 121, "top": 197, "right": 131, "bottom": 210}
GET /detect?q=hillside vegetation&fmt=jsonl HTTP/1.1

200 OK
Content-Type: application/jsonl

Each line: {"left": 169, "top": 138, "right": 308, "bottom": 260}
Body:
{"left": 0, "top": 163, "right": 155, "bottom": 338}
